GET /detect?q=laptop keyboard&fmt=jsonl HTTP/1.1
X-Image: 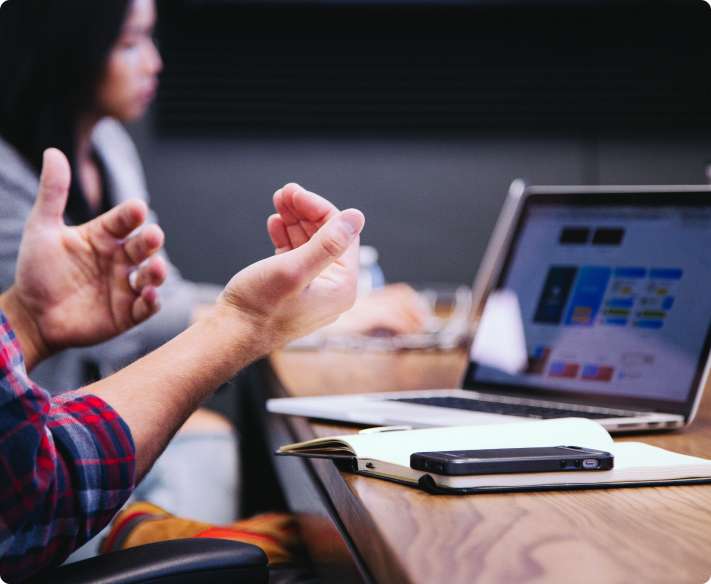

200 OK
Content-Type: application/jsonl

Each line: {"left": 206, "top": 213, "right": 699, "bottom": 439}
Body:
{"left": 389, "top": 396, "right": 630, "bottom": 419}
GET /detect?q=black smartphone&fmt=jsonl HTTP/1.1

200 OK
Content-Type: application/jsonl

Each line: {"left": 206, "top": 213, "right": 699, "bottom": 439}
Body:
{"left": 410, "top": 446, "right": 614, "bottom": 476}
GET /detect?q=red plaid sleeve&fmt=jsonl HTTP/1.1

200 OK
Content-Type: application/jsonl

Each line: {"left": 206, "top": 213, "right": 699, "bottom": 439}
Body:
{"left": 0, "top": 311, "right": 136, "bottom": 583}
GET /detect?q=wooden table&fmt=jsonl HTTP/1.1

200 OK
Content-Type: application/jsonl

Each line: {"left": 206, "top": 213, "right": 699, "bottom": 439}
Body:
{"left": 258, "top": 349, "right": 711, "bottom": 584}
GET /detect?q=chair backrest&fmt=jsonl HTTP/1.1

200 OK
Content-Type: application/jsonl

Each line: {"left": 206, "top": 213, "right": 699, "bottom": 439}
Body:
{"left": 28, "top": 538, "right": 268, "bottom": 584}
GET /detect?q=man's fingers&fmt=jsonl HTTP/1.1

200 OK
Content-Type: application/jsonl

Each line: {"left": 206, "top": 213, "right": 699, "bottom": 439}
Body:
{"left": 123, "top": 224, "right": 165, "bottom": 265}
{"left": 275, "top": 187, "right": 310, "bottom": 249}
{"left": 274, "top": 189, "right": 308, "bottom": 249}
{"left": 267, "top": 214, "right": 291, "bottom": 254}
{"left": 285, "top": 183, "right": 339, "bottom": 242}
{"left": 94, "top": 199, "right": 148, "bottom": 240}
{"left": 132, "top": 286, "right": 160, "bottom": 324}
{"left": 131, "top": 256, "right": 168, "bottom": 291}
{"left": 288, "top": 208, "right": 365, "bottom": 283}
{"left": 275, "top": 183, "right": 340, "bottom": 249}
{"left": 32, "top": 148, "right": 71, "bottom": 223}
{"left": 288, "top": 185, "right": 339, "bottom": 223}
{"left": 273, "top": 187, "right": 298, "bottom": 224}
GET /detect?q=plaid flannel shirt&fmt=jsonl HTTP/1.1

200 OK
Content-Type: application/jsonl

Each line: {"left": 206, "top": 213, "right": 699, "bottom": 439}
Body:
{"left": 0, "top": 310, "right": 136, "bottom": 582}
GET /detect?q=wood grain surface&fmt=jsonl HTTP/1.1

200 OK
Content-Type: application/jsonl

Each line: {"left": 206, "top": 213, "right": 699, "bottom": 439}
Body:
{"left": 271, "top": 349, "right": 711, "bottom": 584}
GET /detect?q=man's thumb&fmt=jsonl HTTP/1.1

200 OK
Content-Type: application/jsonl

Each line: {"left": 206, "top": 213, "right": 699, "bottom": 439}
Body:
{"left": 32, "top": 148, "right": 71, "bottom": 223}
{"left": 291, "top": 209, "right": 365, "bottom": 281}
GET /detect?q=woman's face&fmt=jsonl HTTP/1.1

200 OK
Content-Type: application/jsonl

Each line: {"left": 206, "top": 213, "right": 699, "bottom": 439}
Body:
{"left": 96, "top": 0, "right": 163, "bottom": 122}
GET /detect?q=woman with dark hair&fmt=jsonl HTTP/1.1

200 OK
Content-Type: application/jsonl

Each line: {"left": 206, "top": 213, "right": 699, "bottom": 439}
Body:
{"left": 0, "top": 0, "right": 240, "bottom": 557}
{"left": 0, "top": 0, "right": 142, "bottom": 208}
{"left": 0, "top": 0, "right": 210, "bottom": 379}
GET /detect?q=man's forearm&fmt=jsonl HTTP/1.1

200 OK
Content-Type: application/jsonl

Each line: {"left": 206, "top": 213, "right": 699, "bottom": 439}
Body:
{"left": 0, "top": 288, "right": 50, "bottom": 370}
{"left": 85, "top": 307, "right": 264, "bottom": 479}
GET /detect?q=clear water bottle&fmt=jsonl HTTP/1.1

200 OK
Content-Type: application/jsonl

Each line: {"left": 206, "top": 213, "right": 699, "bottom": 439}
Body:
{"left": 358, "top": 245, "right": 385, "bottom": 296}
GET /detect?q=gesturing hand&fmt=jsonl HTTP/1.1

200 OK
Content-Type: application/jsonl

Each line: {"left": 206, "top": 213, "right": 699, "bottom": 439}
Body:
{"left": 218, "top": 183, "right": 364, "bottom": 351}
{"left": 5, "top": 149, "right": 167, "bottom": 368}
{"left": 268, "top": 185, "right": 429, "bottom": 337}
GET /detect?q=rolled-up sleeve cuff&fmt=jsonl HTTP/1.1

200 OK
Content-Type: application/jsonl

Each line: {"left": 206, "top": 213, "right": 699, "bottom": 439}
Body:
{"left": 50, "top": 391, "right": 136, "bottom": 537}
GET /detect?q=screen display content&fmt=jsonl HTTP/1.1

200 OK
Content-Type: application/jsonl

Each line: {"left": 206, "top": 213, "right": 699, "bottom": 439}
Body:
{"left": 472, "top": 202, "right": 711, "bottom": 404}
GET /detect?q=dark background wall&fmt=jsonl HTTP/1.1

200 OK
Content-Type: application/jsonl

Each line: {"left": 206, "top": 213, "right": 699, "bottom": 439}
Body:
{"left": 128, "top": 0, "right": 711, "bottom": 288}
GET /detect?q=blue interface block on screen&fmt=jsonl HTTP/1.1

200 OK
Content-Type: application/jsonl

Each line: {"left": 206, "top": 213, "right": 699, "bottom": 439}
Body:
{"left": 564, "top": 266, "right": 612, "bottom": 326}
{"left": 634, "top": 319, "right": 665, "bottom": 330}
{"left": 533, "top": 266, "right": 578, "bottom": 324}
{"left": 613, "top": 267, "right": 647, "bottom": 279}
{"left": 649, "top": 268, "right": 683, "bottom": 280}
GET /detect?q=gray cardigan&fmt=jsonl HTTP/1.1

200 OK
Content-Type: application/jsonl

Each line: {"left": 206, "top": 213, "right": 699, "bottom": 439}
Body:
{"left": 0, "top": 118, "right": 218, "bottom": 392}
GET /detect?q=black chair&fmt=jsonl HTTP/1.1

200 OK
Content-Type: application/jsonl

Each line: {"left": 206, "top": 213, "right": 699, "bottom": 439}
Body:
{"left": 28, "top": 538, "right": 268, "bottom": 584}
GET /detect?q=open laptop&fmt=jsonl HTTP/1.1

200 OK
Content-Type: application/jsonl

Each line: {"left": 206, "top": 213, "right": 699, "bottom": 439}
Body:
{"left": 268, "top": 181, "right": 711, "bottom": 433}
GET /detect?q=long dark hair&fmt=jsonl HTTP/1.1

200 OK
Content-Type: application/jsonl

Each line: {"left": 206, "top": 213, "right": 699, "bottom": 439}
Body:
{"left": 0, "top": 0, "right": 131, "bottom": 222}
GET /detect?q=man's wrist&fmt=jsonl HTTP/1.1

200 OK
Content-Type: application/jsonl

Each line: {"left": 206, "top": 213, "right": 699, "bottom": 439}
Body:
{"left": 0, "top": 287, "right": 51, "bottom": 370}
{"left": 206, "top": 303, "right": 274, "bottom": 360}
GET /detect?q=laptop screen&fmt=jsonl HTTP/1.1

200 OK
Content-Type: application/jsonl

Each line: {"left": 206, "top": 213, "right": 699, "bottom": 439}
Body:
{"left": 468, "top": 192, "right": 711, "bottom": 413}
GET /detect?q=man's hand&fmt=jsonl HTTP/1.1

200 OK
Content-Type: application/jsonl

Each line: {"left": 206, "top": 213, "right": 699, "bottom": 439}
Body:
{"left": 1, "top": 149, "right": 167, "bottom": 369}
{"left": 218, "top": 183, "right": 365, "bottom": 351}
{"left": 267, "top": 184, "right": 429, "bottom": 338}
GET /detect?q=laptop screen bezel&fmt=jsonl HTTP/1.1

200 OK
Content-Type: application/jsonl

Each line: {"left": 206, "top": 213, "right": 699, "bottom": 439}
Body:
{"left": 462, "top": 187, "right": 711, "bottom": 417}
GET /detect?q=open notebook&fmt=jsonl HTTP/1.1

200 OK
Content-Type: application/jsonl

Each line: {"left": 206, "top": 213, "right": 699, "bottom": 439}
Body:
{"left": 277, "top": 418, "right": 711, "bottom": 494}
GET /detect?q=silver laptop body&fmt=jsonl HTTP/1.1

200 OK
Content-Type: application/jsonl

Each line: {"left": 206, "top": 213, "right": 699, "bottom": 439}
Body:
{"left": 269, "top": 182, "right": 711, "bottom": 433}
